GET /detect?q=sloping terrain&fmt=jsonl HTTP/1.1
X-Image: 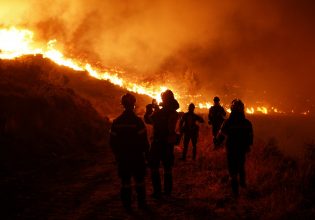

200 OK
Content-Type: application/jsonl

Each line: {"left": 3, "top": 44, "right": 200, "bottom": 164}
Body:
{"left": 0, "top": 57, "right": 314, "bottom": 219}
{"left": 0, "top": 57, "right": 112, "bottom": 218}
{"left": 29, "top": 55, "right": 152, "bottom": 118}
{"left": 0, "top": 56, "right": 110, "bottom": 171}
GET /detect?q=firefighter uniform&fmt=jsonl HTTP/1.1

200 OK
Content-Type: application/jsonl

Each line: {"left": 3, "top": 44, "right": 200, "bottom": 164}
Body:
{"left": 208, "top": 97, "right": 226, "bottom": 148}
{"left": 110, "top": 94, "right": 150, "bottom": 209}
{"left": 144, "top": 90, "right": 179, "bottom": 198}
{"left": 218, "top": 99, "right": 253, "bottom": 197}
{"left": 180, "top": 103, "right": 204, "bottom": 160}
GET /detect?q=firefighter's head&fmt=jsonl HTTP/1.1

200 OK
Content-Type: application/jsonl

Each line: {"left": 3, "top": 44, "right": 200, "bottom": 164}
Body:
{"left": 160, "top": 89, "right": 179, "bottom": 110}
{"left": 161, "top": 89, "right": 175, "bottom": 103}
{"left": 188, "top": 103, "right": 195, "bottom": 112}
{"left": 121, "top": 93, "right": 136, "bottom": 110}
{"left": 230, "top": 99, "right": 244, "bottom": 113}
{"left": 213, "top": 96, "right": 220, "bottom": 104}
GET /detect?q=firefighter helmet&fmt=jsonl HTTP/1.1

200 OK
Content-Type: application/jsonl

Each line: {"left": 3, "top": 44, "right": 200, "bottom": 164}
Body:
{"left": 188, "top": 103, "right": 195, "bottom": 111}
{"left": 161, "top": 90, "right": 175, "bottom": 103}
{"left": 213, "top": 96, "right": 220, "bottom": 102}
{"left": 231, "top": 99, "right": 244, "bottom": 113}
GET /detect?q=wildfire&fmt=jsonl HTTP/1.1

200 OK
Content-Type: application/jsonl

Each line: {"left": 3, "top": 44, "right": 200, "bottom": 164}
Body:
{"left": 0, "top": 27, "right": 310, "bottom": 115}
{"left": 0, "top": 27, "right": 167, "bottom": 103}
{"left": 0, "top": 28, "right": 40, "bottom": 59}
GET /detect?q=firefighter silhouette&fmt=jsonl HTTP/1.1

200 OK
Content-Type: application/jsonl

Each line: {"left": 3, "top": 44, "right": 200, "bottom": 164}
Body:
{"left": 179, "top": 103, "right": 204, "bottom": 161}
{"left": 208, "top": 96, "right": 226, "bottom": 149}
{"left": 109, "top": 93, "right": 150, "bottom": 210}
{"left": 216, "top": 99, "right": 253, "bottom": 197}
{"left": 144, "top": 90, "right": 180, "bottom": 198}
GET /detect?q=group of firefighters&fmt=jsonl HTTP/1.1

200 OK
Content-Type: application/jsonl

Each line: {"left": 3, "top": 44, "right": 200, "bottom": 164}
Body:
{"left": 109, "top": 90, "right": 253, "bottom": 210}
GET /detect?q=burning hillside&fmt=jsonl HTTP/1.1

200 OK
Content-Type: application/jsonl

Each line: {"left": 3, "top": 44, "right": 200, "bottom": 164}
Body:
{"left": 0, "top": 27, "right": 312, "bottom": 115}
{"left": 0, "top": 29, "right": 314, "bottom": 220}
{"left": 0, "top": 57, "right": 111, "bottom": 172}
{"left": 1, "top": 55, "right": 314, "bottom": 219}
{"left": 0, "top": 51, "right": 153, "bottom": 218}
{"left": 1, "top": 0, "right": 314, "bottom": 116}
{"left": 1, "top": 1, "right": 314, "bottom": 219}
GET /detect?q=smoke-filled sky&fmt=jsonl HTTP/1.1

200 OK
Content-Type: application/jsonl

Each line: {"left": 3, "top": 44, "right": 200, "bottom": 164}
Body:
{"left": 1, "top": 0, "right": 315, "bottom": 110}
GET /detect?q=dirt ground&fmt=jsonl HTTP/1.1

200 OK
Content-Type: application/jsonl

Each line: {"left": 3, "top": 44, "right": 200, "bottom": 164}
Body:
{"left": 2, "top": 125, "right": 272, "bottom": 220}
{"left": 2, "top": 150, "right": 250, "bottom": 219}
{"left": 2, "top": 117, "right": 315, "bottom": 220}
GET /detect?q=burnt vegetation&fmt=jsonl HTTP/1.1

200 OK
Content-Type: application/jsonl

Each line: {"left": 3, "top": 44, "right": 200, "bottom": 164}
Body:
{"left": 0, "top": 56, "right": 314, "bottom": 219}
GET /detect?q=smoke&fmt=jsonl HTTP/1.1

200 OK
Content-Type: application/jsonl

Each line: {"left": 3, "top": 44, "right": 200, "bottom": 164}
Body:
{"left": 1, "top": 0, "right": 314, "bottom": 110}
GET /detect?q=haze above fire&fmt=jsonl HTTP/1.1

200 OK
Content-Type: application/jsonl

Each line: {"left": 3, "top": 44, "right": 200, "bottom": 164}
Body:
{"left": 0, "top": 0, "right": 314, "bottom": 112}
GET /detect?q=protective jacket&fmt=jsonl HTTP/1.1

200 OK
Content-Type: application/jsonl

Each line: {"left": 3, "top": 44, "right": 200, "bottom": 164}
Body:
{"left": 144, "top": 99, "right": 179, "bottom": 143}
{"left": 180, "top": 112, "right": 204, "bottom": 135}
{"left": 208, "top": 105, "right": 226, "bottom": 127}
{"left": 220, "top": 112, "right": 253, "bottom": 153}
{"left": 110, "top": 110, "right": 149, "bottom": 162}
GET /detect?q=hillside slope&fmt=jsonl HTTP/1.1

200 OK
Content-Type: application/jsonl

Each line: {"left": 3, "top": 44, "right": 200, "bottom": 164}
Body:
{"left": 0, "top": 57, "right": 111, "bottom": 171}
{"left": 0, "top": 56, "right": 314, "bottom": 219}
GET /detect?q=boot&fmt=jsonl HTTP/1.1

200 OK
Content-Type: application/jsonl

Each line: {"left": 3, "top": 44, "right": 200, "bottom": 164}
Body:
{"left": 164, "top": 170, "right": 173, "bottom": 196}
{"left": 240, "top": 167, "right": 247, "bottom": 188}
{"left": 120, "top": 187, "right": 132, "bottom": 211}
{"left": 136, "top": 185, "right": 147, "bottom": 209}
{"left": 231, "top": 177, "right": 239, "bottom": 198}
{"left": 151, "top": 169, "right": 161, "bottom": 199}
{"left": 192, "top": 145, "right": 197, "bottom": 160}
{"left": 181, "top": 145, "right": 188, "bottom": 161}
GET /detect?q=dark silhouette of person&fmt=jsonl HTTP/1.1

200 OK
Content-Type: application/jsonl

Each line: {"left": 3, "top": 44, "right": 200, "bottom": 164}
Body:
{"left": 216, "top": 99, "right": 253, "bottom": 197}
{"left": 179, "top": 103, "right": 204, "bottom": 161}
{"left": 109, "top": 93, "right": 150, "bottom": 210}
{"left": 144, "top": 90, "right": 179, "bottom": 198}
{"left": 208, "top": 96, "right": 226, "bottom": 149}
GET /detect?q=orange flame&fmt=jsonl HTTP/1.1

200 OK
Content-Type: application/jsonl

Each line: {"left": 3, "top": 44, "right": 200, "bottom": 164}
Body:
{"left": 0, "top": 27, "right": 168, "bottom": 103}
{"left": 0, "top": 27, "right": 309, "bottom": 115}
{"left": 0, "top": 27, "right": 41, "bottom": 58}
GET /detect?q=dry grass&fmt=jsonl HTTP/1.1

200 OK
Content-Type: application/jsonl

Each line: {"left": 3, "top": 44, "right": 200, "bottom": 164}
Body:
{"left": 170, "top": 121, "right": 315, "bottom": 219}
